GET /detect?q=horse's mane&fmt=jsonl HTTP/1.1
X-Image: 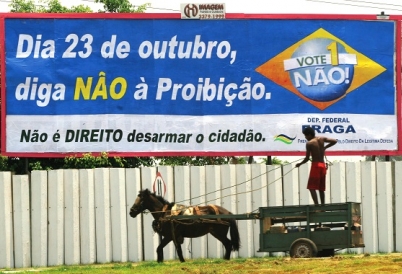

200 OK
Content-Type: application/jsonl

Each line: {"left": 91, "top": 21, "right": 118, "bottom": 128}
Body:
{"left": 140, "top": 189, "right": 175, "bottom": 208}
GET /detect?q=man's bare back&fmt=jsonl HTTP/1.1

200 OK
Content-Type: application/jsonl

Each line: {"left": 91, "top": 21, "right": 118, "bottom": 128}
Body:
{"left": 296, "top": 129, "right": 337, "bottom": 168}
{"left": 307, "top": 137, "right": 332, "bottom": 163}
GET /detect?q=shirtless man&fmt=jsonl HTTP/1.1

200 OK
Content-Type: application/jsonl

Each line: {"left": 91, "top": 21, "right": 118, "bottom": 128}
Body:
{"left": 296, "top": 126, "right": 337, "bottom": 205}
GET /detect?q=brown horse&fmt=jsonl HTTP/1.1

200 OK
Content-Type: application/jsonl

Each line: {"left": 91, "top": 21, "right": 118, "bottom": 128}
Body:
{"left": 129, "top": 189, "right": 241, "bottom": 263}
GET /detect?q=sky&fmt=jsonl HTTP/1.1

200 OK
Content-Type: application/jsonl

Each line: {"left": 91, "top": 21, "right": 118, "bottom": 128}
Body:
{"left": 1, "top": 0, "right": 390, "bottom": 161}
{"left": 1, "top": 0, "right": 402, "bottom": 14}
{"left": 143, "top": 0, "right": 402, "bottom": 15}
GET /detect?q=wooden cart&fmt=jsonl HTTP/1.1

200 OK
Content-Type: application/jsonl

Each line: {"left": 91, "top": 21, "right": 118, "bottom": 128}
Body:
{"left": 258, "top": 202, "right": 364, "bottom": 257}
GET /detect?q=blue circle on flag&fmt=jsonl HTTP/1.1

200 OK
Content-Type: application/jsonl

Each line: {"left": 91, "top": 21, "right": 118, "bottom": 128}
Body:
{"left": 289, "top": 38, "right": 354, "bottom": 102}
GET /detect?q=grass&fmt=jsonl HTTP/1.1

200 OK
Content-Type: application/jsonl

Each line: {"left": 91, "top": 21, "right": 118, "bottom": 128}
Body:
{"left": 2, "top": 253, "right": 402, "bottom": 274}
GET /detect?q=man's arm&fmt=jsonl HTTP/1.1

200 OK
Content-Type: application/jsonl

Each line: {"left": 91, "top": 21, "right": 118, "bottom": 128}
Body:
{"left": 323, "top": 137, "right": 337, "bottom": 150}
{"left": 296, "top": 143, "right": 312, "bottom": 167}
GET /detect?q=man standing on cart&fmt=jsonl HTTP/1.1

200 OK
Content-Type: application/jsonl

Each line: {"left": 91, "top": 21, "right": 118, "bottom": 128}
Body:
{"left": 296, "top": 126, "right": 337, "bottom": 205}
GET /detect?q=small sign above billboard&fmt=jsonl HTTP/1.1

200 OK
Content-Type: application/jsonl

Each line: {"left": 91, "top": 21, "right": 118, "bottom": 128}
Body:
{"left": 181, "top": 3, "right": 226, "bottom": 19}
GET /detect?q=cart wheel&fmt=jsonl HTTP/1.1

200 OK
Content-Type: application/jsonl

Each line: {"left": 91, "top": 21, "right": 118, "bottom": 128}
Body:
{"left": 290, "top": 238, "right": 318, "bottom": 258}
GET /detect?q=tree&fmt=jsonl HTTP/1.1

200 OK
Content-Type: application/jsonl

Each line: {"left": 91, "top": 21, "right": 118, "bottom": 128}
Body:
{"left": 9, "top": 0, "right": 92, "bottom": 13}
{"left": 94, "top": 0, "right": 150, "bottom": 13}
{"left": 365, "top": 155, "right": 401, "bottom": 161}
{"left": 261, "top": 157, "right": 289, "bottom": 165}
{"left": 9, "top": 0, "right": 36, "bottom": 12}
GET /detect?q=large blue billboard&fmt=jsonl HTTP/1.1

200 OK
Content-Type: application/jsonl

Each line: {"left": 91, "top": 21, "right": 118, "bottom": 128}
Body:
{"left": 1, "top": 14, "right": 399, "bottom": 156}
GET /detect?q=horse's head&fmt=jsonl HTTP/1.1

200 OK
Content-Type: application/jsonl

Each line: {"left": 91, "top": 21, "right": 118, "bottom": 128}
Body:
{"left": 129, "top": 189, "right": 153, "bottom": 218}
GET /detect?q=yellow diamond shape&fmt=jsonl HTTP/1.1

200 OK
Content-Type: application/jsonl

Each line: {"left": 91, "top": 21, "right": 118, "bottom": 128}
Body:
{"left": 255, "top": 28, "right": 386, "bottom": 110}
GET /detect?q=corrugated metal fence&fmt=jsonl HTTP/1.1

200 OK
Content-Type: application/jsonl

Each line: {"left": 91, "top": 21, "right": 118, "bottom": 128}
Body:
{"left": 0, "top": 161, "right": 401, "bottom": 268}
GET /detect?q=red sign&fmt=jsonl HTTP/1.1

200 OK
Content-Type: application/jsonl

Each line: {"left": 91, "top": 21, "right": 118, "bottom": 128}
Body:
{"left": 153, "top": 172, "right": 167, "bottom": 197}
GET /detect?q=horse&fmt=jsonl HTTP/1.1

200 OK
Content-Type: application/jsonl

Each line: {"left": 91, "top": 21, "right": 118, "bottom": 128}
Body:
{"left": 129, "top": 188, "right": 241, "bottom": 263}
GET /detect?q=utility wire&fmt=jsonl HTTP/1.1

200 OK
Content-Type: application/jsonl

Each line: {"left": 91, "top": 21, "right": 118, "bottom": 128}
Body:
{"left": 143, "top": 1, "right": 402, "bottom": 13}
{"left": 306, "top": 0, "right": 402, "bottom": 12}
{"left": 146, "top": 6, "right": 180, "bottom": 12}
{"left": 343, "top": 0, "right": 402, "bottom": 7}
{"left": 306, "top": 0, "right": 402, "bottom": 11}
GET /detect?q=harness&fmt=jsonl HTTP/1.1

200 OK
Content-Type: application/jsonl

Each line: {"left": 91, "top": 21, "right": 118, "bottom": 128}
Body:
{"left": 152, "top": 204, "right": 230, "bottom": 235}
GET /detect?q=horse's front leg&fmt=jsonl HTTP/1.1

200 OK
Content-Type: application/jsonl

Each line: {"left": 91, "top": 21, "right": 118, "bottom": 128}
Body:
{"left": 156, "top": 236, "right": 172, "bottom": 263}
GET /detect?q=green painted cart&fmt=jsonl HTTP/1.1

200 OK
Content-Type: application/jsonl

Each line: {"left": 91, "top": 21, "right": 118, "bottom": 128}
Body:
{"left": 258, "top": 202, "right": 364, "bottom": 257}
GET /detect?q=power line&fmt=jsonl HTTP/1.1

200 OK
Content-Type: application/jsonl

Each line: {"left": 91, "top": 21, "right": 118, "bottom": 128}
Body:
{"left": 147, "top": 6, "right": 180, "bottom": 12}
{"left": 344, "top": 0, "right": 402, "bottom": 8}
{"left": 306, "top": 0, "right": 402, "bottom": 12}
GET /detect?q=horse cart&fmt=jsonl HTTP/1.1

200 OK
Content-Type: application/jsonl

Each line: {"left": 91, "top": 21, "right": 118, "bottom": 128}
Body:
{"left": 168, "top": 202, "right": 364, "bottom": 258}
{"left": 130, "top": 189, "right": 364, "bottom": 261}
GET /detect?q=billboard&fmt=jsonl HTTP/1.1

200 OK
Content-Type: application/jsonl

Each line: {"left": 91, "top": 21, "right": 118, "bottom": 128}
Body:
{"left": 1, "top": 13, "right": 400, "bottom": 156}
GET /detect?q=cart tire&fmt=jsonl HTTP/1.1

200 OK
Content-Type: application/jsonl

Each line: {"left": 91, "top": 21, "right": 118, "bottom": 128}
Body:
{"left": 290, "top": 238, "right": 318, "bottom": 258}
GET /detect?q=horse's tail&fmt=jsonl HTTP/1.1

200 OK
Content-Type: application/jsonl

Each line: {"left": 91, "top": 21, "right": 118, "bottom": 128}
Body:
{"left": 229, "top": 219, "right": 241, "bottom": 251}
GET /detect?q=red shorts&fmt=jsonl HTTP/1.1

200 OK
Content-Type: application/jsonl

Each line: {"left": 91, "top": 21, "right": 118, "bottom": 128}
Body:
{"left": 307, "top": 162, "right": 327, "bottom": 191}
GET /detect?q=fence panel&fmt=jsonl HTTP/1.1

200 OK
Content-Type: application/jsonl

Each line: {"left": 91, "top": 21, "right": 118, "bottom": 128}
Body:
{"left": 283, "top": 164, "right": 300, "bottom": 228}
{"left": 361, "top": 161, "right": 378, "bottom": 253}
{"left": 376, "top": 162, "right": 394, "bottom": 252}
{"left": 345, "top": 162, "right": 363, "bottom": 254}
{"left": 330, "top": 162, "right": 346, "bottom": 204}
{"left": 298, "top": 162, "right": 311, "bottom": 205}
{"left": 79, "top": 169, "right": 96, "bottom": 264}
{"left": 31, "top": 171, "right": 47, "bottom": 267}
{"left": 267, "top": 165, "right": 283, "bottom": 206}
{"left": 13, "top": 175, "right": 31, "bottom": 268}
{"left": 110, "top": 168, "right": 128, "bottom": 262}
{"left": 94, "top": 168, "right": 112, "bottom": 263}
{"left": 0, "top": 172, "right": 13, "bottom": 269}
{"left": 64, "top": 169, "right": 80, "bottom": 265}
{"left": 283, "top": 164, "right": 299, "bottom": 207}
{"left": 48, "top": 170, "right": 65, "bottom": 266}
{"left": 395, "top": 162, "right": 402, "bottom": 252}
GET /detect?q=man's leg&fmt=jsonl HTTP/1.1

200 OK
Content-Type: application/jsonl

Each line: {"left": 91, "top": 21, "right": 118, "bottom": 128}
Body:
{"left": 319, "top": 190, "right": 325, "bottom": 205}
{"left": 309, "top": 189, "right": 319, "bottom": 205}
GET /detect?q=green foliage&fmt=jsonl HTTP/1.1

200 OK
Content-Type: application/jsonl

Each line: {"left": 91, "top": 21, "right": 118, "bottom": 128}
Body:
{"left": 63, "top": 152, "right": 112, "bottom": 169}
{"left": 10, "top": 0, "right": 93, "bottom": 13}
{"left": 9, "top": 0, "right": 36, "bottom": 12}
{"left": 0, "top": 156, "right": 9, "bottom": 171}
{"left": 0, "top": 154, "right": 153, "bottom": 174}
{"left": 365, "top": 155, "right": 400, "bottom": 161}
{"left": 63, "top": 153, "right": 154, "bottom": 169}
{"left": 31, "top": 158, "right": 65, "bottom": 171}
{"left": 260, "top": 157, "right": 290, "bottom": 165}
{"left": 155, "top": 156, "right": 232, "bottom": 166}
{"left": 94, "top": 0, "right": 150, "bottom": 13}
